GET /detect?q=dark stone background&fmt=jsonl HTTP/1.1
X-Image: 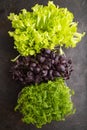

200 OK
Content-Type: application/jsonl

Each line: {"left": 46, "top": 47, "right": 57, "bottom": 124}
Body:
{"left": 0, "top": 0, "right": 87, "bottom": 130}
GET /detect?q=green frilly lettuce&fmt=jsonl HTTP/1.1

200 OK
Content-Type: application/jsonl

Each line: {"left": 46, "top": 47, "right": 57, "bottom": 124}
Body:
{"left": 15, "top": 78, "right": 75, "bottom": 128}
{"left": 8, "top": 1, "right": 85, "bottom": 56}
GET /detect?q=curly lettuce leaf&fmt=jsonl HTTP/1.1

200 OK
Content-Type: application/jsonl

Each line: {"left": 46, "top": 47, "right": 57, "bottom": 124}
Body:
{"left": 8, "top": 1, "right": 85, "bottom": 56}
{"left": 15, "top": 78, "right": 75, "bottom": 128}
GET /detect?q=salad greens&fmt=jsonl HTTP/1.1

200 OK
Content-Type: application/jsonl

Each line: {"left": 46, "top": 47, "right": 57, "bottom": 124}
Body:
{"left": 15, "top": 78, "right": 75, "bottom": 128}
{"left": 8, "top": 1, "right": 84, "bottom": 56}
{"left": 8, "top": 1, "right": 85, "bottom": 128}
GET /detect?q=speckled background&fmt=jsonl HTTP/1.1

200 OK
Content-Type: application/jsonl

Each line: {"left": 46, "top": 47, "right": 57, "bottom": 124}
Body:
{"left": 0, "top": 0, "right": 87, "bottom": 130}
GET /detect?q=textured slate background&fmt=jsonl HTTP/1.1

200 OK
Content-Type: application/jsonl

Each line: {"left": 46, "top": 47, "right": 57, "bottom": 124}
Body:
{"left": 0, "top": 0, "right": 87, "bottom": 130}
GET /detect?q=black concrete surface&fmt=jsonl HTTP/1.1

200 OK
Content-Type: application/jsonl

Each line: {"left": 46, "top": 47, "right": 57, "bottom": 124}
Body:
{"left": 0, "top": 0, "right": 87, "bottom": 130}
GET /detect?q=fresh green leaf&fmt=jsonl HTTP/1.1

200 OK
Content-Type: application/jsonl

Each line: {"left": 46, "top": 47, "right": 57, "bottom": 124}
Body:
{"left": 8, "top": 1, "right": 85, "bottom": 56}
{"left": 15, "top": 78, "right": 75, "bottom": 128}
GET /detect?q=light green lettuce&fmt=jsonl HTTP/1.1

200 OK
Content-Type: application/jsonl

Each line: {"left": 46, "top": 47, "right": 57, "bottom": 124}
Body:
{"left": 8, "top": 1, "right": 85, "bottom": 56}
